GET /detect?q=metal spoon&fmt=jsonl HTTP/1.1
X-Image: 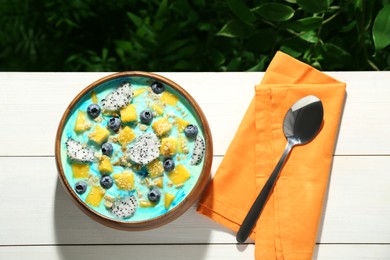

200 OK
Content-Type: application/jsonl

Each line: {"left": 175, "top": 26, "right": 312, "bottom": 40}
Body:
{"left": 236, "top": 95, "right": 324, "bottom": 243}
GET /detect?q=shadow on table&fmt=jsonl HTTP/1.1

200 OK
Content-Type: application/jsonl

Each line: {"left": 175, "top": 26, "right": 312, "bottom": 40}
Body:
{"left": 54, "top": 180, "right": 214, "bottom": 260}
{"left": 313, "top": 92, "right": 348, "bottom": 259}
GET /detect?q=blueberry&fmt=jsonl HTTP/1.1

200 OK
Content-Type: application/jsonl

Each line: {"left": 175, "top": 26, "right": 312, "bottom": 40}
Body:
{"left": 100, "top": 175, "right": 113, "bottom": 189}
{"left": 140, "top": 110, "right": 154, "bottom": 124}
{"left": 108, "top": 117, "right": 121, "bottom": 132}
{"left": 184, "top": 124, "right": 198, "bottom": 138}
{"left": 75, "top": 181, "right": 87, "bottom": 195}
{"left": 101, "top": 143, "right": 113, "bottom": 156}
{"left": 148, "top": 188, "right": 161, "bottom": 203}
{"left": 163, "top": 158, "right": 175, "bottom": 172}
{"left": 151, "top": 81, "right": 165, "bottom": 94}
{"left": 87, "top": 104, "right": 101, "bottom": 119}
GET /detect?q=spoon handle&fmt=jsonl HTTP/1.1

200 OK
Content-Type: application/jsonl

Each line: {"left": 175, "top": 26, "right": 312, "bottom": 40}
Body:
{"left": 236, "top": 140, "right": 295, "bottom": 243}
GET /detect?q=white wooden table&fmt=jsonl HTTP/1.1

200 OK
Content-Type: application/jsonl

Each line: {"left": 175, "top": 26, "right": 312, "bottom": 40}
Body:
{"left": 1, "top": 72, "right": 390, "bottom": 259}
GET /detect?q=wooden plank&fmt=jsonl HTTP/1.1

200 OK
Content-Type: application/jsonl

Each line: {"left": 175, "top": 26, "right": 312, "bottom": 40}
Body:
{"left": 1, "top": 244, "right": 390, "bottom": 260}
{"left": 1, "top": 72, "right": 390, "bottom": 156}
{"left": 0, "top": 156, "right": 389, "bottom": 245}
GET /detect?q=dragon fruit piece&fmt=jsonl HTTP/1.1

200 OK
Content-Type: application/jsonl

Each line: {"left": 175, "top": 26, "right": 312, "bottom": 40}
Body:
{"left": 111, "top": 196, "right": 137, "bottom": 218}
{"left": 126, "top": 133, "right": 160, "bottom": 165}
{"left": 65, "top": 138, "right": 95, "bottom": 163}
{"left": 190, "top": 136, "right": 205, "bottom": 165}
{"left": 101, "top": 82, "right": 134, "bottom": 111}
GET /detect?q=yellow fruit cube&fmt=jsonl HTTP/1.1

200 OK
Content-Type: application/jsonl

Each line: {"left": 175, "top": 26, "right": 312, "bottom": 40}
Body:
{"left": 74, "top": 111, "right": 91, "bottom": 132}
{"left": 161, "top": 92, "right": 179, "bottom": 106}
{"left": 152, "top": 117, "right": 172, "bottom": 136}
{"left": 98, "top": 156, "right": 113, "bottom": 173}
{"left": 71, "top": 163, "right": 90, "bottom": 178}
{"left": 168, "top": 164, "right": 190, "bottom": 185}
{"left": 175, "top": 117, "right": 189, "bottom": 132}
{"left": 177, "top": 135, "right": 189, "bottom": 154}
{"left": 134, "top": 88, "right": 146, "bottom": 97}
{"left": 117, "top": 126, "right": 136, "bottom": 146}
{"left": 147, "top": 159, "right": 164, "bottom": 179}
{"left": 139, "top": 200, "right": 155, "bottom": 207}
{"left": 155, "top": 178, "right": 163, "bottom": 188}
{"left": 91, "top": 91, "right": 99, "bottom": 104}
{"left": 86, "top": 186, "right": 105, "bottom": 207}
{"left": 165, "top": 193, "right": 175, "bottom": 209}
{"left": 113, "top": 171, "right": 134, "bottom": 190}
{"left": 88, "top": 125, "right": 109, "bottom": 144}
{"left": 160, "top": 137, "right": 177, "bottom": 156}
{"left": 120, "top": 104, "right": 137, "bottom": 123}
{"left": 151, "top": 103, "right": 164, "bottom": 116}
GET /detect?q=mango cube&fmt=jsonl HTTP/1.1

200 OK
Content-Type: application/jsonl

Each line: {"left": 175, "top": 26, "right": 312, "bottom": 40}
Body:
{"left": 147, "top": 159, "right": 164, "bottom": 179}
{"left": 113, "top": 171, "right": 134, "bottom": 190}
{"left": 91, "top": 91, "right": 99, "bottom": 104}
{"left": 165, "top": 193, "right": 175, "bottom": 209}
{"left": 88, "top": 125, "right": 109, "bottom": 144}
{"left": 86, "top": 186, "right": 105, "bottom": 207}
{"left": 117, "top": 126, "right": 136, "bottom": 145}
{"left": 155, "top": 177, "right": 163, "bottom": 188}
{"left": 152, "top": 117, "right": 172, "bottom": 136}
{"left": 74, "top": 111, "right": 91, "bottom": 132}
{"left": 151, "top": 103, "right": 164, "bottom": 116}
{"left": 175, "top": 117, "right": 189, "bottom": 132}
{"left": 98, "top": 156, "right": 113, "bottom": 173}
{"left": 139, "top": 200, "right": 155, "bottom": 207}
{"left": 134, "top": 88, "right": 146, "bottom": 97}
{"left": 161, "top": 92, "right": 179, "bottom": 106}
{"left": 160, "top": 137, "right": 177, "bottom": 156}
{"left": 177, "top": 135, "right": 189, "bottom": 154}
{"left": 71, "top": 163, "right": 90, "bottom": 178}
{"left": 120, "top": 104, "right": 137, "bottom": 123}
{"left": 168, "top": 164, "right": 190, "bottom": 185}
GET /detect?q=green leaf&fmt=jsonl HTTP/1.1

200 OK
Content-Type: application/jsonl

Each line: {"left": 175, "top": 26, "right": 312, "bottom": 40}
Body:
{"left": 286, "top": 17, "right": 323, "bottom": 31}
{"left": 210, "top": 50, "right": 226, "bottom": 67}
{"left": 247, "top": 56, "right": 268, "bottom": 71}
{"left": 216, "top": 20, "right": 254, "bottom": 38}
{"left": 226, "top": 57, "right": 242, "bottom": 71}
{"left": 373, "top": 4, "right": 390, "bottom": 50}
{"left": 127, "top": 12, "right": 143, "bottom": 27}
{"left": 354, "top": 0, "right": 361, "bottom": 11}
{"left": 162, "top": 39, "right": 190, "bottom": 54}
{"left": 280, "top": 45, "right": 302, "bottom": 57}
{"left": 254, "top": 3, "right": 295, "bottom": 22}
{"left": 227, "top": 0, "right": 255, "bottom": 23}
{"left": 320, "top": 43, "right": 353, "bottom": 69}
{"left": 296, "top": 0, "right": 328, "bottom": 13}
{"left": 340, "top": 21, "right": 357, "bottom": 33}
{"left": 298, "top": 31, "right": 319, "bottom": 43}
{"left": 280, "top": 37, "right": 310, "bottom": 56}
{"left": 156, "top": 0, "right": 168, "bottom": 19}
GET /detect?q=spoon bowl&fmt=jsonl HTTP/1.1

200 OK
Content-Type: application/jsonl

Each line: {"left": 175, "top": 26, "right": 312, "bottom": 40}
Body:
{"left": 236, "top": 95, "right": 323, "bottom": 243}
{"left": 284, "top": 95, "right": 323, "bottom": 144}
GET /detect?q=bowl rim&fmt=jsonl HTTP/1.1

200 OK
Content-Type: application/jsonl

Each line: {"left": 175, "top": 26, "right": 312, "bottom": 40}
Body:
{"left": 55, "top": 71, "right": 213, "bottom": 231}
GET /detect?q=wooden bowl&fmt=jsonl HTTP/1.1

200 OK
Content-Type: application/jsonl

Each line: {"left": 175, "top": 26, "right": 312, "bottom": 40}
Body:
{"left": 55, "top": 72, "right": 213, "bottom": 230}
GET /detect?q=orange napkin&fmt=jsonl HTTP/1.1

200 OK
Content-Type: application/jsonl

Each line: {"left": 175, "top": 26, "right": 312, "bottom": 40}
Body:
{"left": 197, "top": 51, "right": 346, "bottom": 259}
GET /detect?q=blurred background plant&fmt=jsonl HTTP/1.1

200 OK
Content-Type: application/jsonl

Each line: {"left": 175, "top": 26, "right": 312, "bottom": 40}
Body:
{"left": 1, "top": 0, "right": 389, "bottom": 71}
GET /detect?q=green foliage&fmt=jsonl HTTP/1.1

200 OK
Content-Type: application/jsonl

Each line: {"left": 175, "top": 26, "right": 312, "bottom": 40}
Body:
{"left": 0, "top": 0, "right": 389, "bottom": 71}
{"left": 373, "top": 4, "right": 390, "bottom": 50}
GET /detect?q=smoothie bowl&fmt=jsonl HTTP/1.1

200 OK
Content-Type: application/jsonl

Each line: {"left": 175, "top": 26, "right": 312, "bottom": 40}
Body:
{"left": 55, "top": 72, "right": 212, "bottom": 230}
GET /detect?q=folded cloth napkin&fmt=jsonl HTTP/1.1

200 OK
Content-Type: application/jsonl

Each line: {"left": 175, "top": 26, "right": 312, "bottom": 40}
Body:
{"left": 197, "top": 51, "right": 346, "bottom": 259}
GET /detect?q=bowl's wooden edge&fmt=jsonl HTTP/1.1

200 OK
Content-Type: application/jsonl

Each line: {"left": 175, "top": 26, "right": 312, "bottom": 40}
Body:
{"left": 55, "top": 71, "right": 213, "bottom": 231}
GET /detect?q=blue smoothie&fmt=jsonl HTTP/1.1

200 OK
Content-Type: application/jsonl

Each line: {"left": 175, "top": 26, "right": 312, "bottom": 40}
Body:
{"left": 60, "top": 76, "right": 205, "bottom": 222}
